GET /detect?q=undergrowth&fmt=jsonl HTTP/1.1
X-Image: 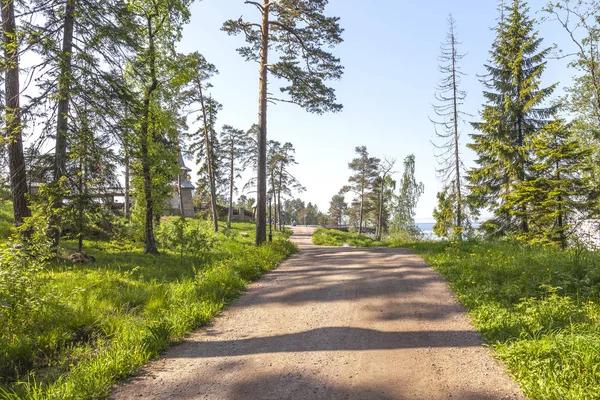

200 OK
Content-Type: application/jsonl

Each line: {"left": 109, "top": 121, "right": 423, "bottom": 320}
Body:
{"left": 0, "top": 219, "right": 296, "bottom": 399}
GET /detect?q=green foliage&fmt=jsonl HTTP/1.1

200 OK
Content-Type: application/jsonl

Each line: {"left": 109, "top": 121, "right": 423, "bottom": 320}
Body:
{"left": 155, "top": 217, "right": 213, "bottom": 263}
{"left": 312, "top": 228, "right": 383, "bottom": 247}
{"left": 0, "top": 221, "right": 296, "bottom": 399}
{"left": 390, "top": 154, "right": 424, "bottom": 238}
{"left": 467, "top": 0, "right": 556, "bottom": 236}
{"left": 407, "top": 240, "right": 600, "bottom": 399}
{"left": 0, "top": 199, "right": 15, "bottom": 240}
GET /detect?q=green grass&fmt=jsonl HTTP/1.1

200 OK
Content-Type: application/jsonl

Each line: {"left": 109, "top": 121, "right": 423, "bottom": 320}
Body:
{"left": 404, "top": 240, "right": 600, "bottom": 400}
{"left": 312, "top": 228, "right": 383, "bottom": 247}
{"left": 0, "top": 198, "right": 15, "bottom": 240}
{"left": 0, "top": 220, "right": 297, "bottom": 400}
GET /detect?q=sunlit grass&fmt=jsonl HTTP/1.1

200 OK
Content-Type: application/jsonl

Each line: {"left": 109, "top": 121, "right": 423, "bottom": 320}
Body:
{"left": 406, "top": 240, "right": 600, "bottom": 399}
{"left": 312, "top": 227, "right": 383, "bottom": 247}
{"left": 0, "top": 219, "right": 296, "bottom": 400}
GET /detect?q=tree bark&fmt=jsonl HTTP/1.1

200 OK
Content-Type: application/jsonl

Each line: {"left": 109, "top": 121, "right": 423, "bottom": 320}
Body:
{"left": 1, "top": 0, "right": 30, "bottom": 226}
{"left": 227, "top": 139, "right": 234, "bottom": 228}
{"left": 141, "top": 15, "right": 159, "bottom": 254}
{"left": 124, "top": 138, "right": 130, "bottom": 220}
{"left": 451, "top": 29, "right": 462, "bottom": 235}
{"left": 50, "top": 0, "right": 75, "bottom": 247}
{"left": 255, "top": 0, "right": 269, "bottom": 245}
{"left": 358, "top": 176, "right": 365, "bottom": 234}
{"left": 198, "top": 84, "right": 219, "bottom": 232}
{"left": 376, "top": 176, "right": 386, "bottom": 241}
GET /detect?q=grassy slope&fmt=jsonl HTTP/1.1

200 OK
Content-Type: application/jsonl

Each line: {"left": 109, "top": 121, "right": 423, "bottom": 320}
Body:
{"left": 0, "top": 221, "right": 297, "bottom": 400}
{"left": 312, "top": 228, "right": 600, "bottom": 399}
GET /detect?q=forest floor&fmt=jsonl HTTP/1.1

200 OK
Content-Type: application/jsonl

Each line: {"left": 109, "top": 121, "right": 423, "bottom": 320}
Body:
{"left": 112, "top": 226, "right": 523, "bottom": 400}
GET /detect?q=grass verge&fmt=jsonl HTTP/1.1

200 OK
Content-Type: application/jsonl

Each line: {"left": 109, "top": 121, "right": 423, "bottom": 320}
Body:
{"left": 311, "top": 227, "right": 383, "bottom": 247}
{"left": 405, "top": 240, "right": 600, "bottom": 400}
{"left": 0, "top": 220, "right": 297, "bottom": 400}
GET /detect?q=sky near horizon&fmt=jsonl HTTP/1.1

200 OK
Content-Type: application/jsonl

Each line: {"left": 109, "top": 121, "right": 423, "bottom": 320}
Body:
{"left": 177, "top": 0, "right": 576, "bottom": 222}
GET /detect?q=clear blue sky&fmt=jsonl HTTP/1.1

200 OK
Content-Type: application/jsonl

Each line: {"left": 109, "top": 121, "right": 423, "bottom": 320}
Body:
{"left": 177, "top": 0, "right": 575, "bottom": 222}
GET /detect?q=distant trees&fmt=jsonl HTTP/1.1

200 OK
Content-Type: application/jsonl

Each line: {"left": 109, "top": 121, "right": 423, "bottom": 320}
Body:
{"left": 185, "top": 52, "right": 221, "bottom": 232}
{"left": 223, "top": 0, "right": 344, "bottom": 245}
{"left": 343, "top": 146, "right": 380, "bottom": 234}
{"left": 328, "top": 193, "right": 348, "bottom": 226}
{"left": 220, "top": 125, "right": 251, "bottom": 228}
{"left": 431, "top": 14, "right": 468, "bottom": 239}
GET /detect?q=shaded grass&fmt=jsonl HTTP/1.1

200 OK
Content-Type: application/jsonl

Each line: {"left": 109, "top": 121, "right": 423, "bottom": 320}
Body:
{"left": 0, "top": 199, "right": 15, "bottom": 240}
{"left": 404, "top": 240, "right": 600, "bottom": 400}
{"left": 0, "top": 220, "right": 296, "bottom": 399}
{"left": 312, "top": 228, "right": 383, "bottom": 247}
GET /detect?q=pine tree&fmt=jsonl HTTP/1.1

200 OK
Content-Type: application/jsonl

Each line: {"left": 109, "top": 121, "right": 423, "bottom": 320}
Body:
{"left": 467, "top": 0, "right": 556, "bottom": 236}
{"left": 1, "top": 0, "right": 30, "bottom": 227}
{"left": 328, "top": 193, "right": 347, "bottom": 226}
{"left": 430, "top": 14, "right": 467, "bottom": 237}
{"left": 184, "top": 52, "right": 221, "bottom": 232}
{"left": 343, "top": 146, "right": 379, "bottom": 234}
{"left": 220, "top": 125, "right": 251, "bottom": 228}
{"left": 223, "top": 0, "right": 344, "bottom": 245}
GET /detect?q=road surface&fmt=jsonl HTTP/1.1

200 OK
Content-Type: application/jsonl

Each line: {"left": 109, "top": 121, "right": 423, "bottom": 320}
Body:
{"left": 112, "top": 227, "right": 523, "bottom": 400}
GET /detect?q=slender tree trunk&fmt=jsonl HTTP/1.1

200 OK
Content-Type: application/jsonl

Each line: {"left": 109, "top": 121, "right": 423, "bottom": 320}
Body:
{"left": 177, "top": 173, "right": 184, "bottom": 216}
{"left": 255, "top": 0, "right": 270, "bottom": 245}
{"left": 124, "top": 139, "right": 130, "bottom": 220}
{"left": 50, "top": 0, "right": 75, "bottom": 247}
{"left": 228, "top": 140, "right": 234, "bottom": 228}
{"left": 197, "top": 84, "right": 219, "bottom": 232}
{"left": 451, "top": 31, "right": 462, "bottom": 234}
{"left": 141, "top": 15, "right": 159, "bottom": 254}
{"left": 358, "top": 177, "right": 365, "bottom": 234}
{"left": 277, "top": 187, "right": 282, "bottom": 231}
{"left": 376, "top": 176, "right": 386, "bottom": 241}
{"left": 1, "top": 0, "right": 30, "bottom": 227}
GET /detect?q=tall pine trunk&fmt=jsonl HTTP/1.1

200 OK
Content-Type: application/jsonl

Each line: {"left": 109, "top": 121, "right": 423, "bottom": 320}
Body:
{"left": 376, "top": 177, "right": 385, "bottom": 241}
{"left": 50, "top": 0, "right": 75, "bottom": 247}
{"left": 197, "top": 86, "right": 219, "bottom": 232}
{"left": 1, "top": 0, "right": 30, "bottom": 226}
{"left": 227, "top": 140, "right": 234, "bottom": 228}
{"left": 255, "top": 0, "right": 269, "bottom": 245}
{"left": 358, "top": 176, "right": 365, "bottom": 234}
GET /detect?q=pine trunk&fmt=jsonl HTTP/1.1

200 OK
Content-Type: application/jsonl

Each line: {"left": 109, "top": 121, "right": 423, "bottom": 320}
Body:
{"left": 50, "top": 0, "right": 75, "bottom": 247}
{"left": 197, "top": 84, "right": 219, "bottom": 232}
{"left": 141, "top": 15, "right": 159, "bottom": 255}
{"left": 255, "top": 0, "right": 269, "bottom": 245}
{"left": 1, "top": 0, "right": 30, "bottom": 226}
{"left": 228, "top": 140, "right": 234, "bottom": 228}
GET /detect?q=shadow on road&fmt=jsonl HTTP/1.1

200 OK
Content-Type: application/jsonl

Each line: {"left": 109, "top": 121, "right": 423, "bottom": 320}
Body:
{"left": 169, "top": 327, "right": 482, "bottom": 358}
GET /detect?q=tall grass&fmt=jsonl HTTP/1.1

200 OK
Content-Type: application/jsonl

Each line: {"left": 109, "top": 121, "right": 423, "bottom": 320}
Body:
{"left": 407, "top": 240, "right": 600, "bottom": 400}
{"left": 0, "top": 220, "right": 296, "bottom": 400}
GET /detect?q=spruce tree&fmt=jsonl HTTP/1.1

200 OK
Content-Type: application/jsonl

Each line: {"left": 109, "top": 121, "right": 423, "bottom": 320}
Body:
{"left": 510, "top": 120, "right": 591, "bottom": 246}
{"left": 467, "top": 0, "right": 556, "bottom": 236}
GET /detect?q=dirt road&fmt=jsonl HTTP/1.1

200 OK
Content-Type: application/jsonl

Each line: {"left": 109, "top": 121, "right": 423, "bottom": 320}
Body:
{"left": 112, "top": 227, "right": 523, "bottom": 400}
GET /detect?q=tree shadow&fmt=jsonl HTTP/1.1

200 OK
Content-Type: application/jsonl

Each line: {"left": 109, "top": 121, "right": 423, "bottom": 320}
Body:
{"left": 168, "top": 327, "right": 483, "bottom": 359}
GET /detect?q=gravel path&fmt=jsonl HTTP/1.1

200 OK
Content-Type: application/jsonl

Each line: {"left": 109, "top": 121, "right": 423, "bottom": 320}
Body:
{"left": 112, "top": 227, "right": 524, "bottom": 400}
